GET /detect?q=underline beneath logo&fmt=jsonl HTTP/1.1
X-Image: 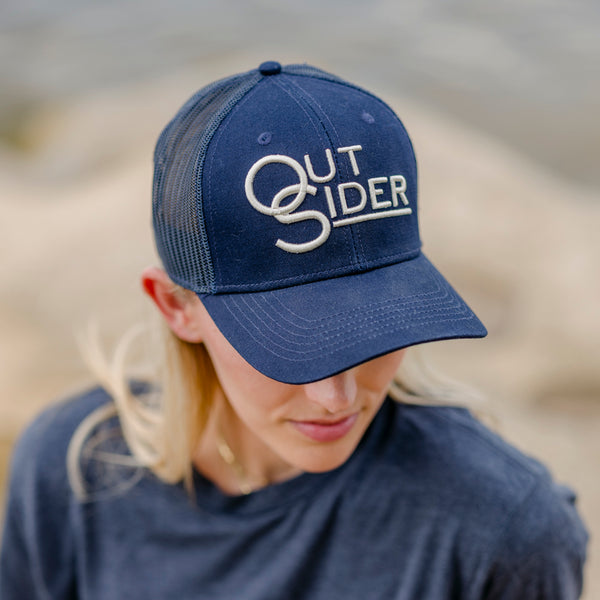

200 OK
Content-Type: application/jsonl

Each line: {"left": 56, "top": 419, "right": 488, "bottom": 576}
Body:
{"left": 332, "top": 207, "right": 412, "bottom": 228}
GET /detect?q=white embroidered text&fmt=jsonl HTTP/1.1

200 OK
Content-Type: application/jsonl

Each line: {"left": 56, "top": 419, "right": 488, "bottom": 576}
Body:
{"left": 244, "top": 146, "right": 411, "bottom": 253}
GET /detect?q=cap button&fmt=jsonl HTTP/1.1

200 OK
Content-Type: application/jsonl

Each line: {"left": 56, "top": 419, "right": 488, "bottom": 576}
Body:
{"left": 259, "top": 61, "right": 282, "bottom": 76}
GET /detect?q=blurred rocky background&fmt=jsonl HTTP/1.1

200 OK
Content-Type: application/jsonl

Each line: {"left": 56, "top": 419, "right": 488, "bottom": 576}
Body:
{"left": 1, "top": 1, "right": 599, "bottom": 596}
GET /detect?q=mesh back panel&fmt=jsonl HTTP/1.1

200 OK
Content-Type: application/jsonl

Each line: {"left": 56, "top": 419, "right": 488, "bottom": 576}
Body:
{"left": 152, "top": 64, "right": 351, "bottom": 294}
{"left": 152, "top": 70, "right": 262, "bottom": 293}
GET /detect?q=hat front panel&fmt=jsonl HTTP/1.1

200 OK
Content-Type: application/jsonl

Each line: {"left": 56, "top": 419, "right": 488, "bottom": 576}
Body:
{"left": 202, "top": 74, "right": 421, "bottom": 293}
{"left": 287, "top": 75, "right": 421, "bottom": 268}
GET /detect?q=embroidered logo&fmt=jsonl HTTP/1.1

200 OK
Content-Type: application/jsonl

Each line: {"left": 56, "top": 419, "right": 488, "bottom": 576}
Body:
{"left": 244, "top": 145, "right": 411, "bottom": 253}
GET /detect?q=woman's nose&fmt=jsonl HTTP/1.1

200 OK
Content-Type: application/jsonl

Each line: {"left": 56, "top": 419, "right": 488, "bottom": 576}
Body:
{"left": 302, "top": 371, "right": 358, "bottom": 414}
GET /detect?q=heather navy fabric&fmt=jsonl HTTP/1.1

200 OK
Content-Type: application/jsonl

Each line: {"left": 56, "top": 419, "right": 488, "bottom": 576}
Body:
{"left": 0, "top": 388, "right": 588, "bottom": 599}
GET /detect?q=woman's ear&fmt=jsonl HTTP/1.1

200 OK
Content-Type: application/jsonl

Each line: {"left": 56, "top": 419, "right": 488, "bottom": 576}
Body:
{"left": 140, "top": 266, "right": 204, "bottom": 343}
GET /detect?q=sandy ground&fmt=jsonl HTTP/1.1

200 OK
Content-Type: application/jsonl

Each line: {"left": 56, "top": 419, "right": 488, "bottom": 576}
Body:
{"left": 1, "top": 63, "right": 599, "bottom": 596}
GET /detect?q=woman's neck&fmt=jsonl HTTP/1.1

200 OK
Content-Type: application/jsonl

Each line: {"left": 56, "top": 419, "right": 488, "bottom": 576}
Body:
{"left": 192, "top": 390, "right": 303, "bottom": 496}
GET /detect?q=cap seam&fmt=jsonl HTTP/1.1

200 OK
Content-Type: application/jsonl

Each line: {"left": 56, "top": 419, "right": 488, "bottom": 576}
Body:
{"left": 224, "top": 268, "right": 466, "bottom": 335}
{"left": 219, "top": 295, "right": 478, "bottom": 361}
{"left": 235, "top": 288, "right": 465, "bottom": 337}
{"left": 284, "top": 67, "right": 414, "bottom": 144}
{"left": 227, "top": 295, "right": 475, "bottom": 346}
{"left": 202, "top": 77, "right": 268, "bottom": 290}
{"left": 266, "top": 282, "right": 455, "bottom": 328}
{"left": 284, "top": 66, "right": 420, "bottom": 187}
{"left": 204, "top": 248, "right": 421, "bottom": 294}
{"left": 272, "top": 76, "right": 361, "bottom": 267}
{"left": 283, "top": 77, "right": 369, "bottom": 265}
{"left": 277, "top": 75, "right": 366, "bottom": 266}
{"left": 153, "top": 70, "right": 253, "bottom": 166}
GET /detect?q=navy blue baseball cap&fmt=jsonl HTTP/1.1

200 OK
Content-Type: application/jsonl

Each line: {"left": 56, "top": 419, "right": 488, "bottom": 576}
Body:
{"left": 152, "top": 61, "right": 487, "bottom": 384}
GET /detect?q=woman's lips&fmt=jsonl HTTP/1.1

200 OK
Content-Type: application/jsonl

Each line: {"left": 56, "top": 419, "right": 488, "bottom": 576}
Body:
{"left": 290, "top": 413, "right": 359, "bottom": 442}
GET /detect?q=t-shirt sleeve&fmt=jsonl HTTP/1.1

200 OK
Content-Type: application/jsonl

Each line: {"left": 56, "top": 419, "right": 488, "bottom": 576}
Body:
{"left": 0, "top": 403, "right": 78, "bottom": 599}
{"left": 482, "top": 478, "right": 589, "bottom": 600}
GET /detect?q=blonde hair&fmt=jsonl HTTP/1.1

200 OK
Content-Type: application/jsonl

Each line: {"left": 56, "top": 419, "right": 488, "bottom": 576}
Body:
{"left": 68, "top": 302, "right": 485, "bottom": 500}
{"left": 68, "top": 319, "right": 218, "bottom": 499}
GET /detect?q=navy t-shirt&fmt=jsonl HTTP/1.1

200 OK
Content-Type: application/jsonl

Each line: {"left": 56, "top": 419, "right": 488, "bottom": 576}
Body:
{"left": 0, "top": 387, "right": 588, "bottom": 599}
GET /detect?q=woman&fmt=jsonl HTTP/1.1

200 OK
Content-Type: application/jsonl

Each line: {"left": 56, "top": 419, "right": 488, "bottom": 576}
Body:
{"left": 0, "top": 61, "right": 588, "bottom": 599}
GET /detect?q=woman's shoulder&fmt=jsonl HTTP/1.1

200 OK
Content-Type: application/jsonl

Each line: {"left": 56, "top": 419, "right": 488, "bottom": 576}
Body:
{"left": 2, "top": 385, "right": 149, "bottom": 598}
{"left": 9, "top": 383, "right": 148, "bottom": 491}
{"left": 14, "top": 381, "right": 152, "bottom": 455}
{"left": 7, "top": 382, "right": 155, "bottom": 509}
{"left": 380, "top": 400, "right": 583, "bottom": 517}
{"left": 372, "top": 400, "right": 588, "bottom": 592}
{"left": 11, "top": 386, "right": 115, "bottom": 474}
{"left": 383, "top": 400, "right": 556, "bottom": 497}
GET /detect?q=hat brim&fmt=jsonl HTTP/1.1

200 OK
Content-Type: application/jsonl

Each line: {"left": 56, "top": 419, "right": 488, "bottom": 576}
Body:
{"left": 199, "top": 253, "right": 487, "bottom": 384}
